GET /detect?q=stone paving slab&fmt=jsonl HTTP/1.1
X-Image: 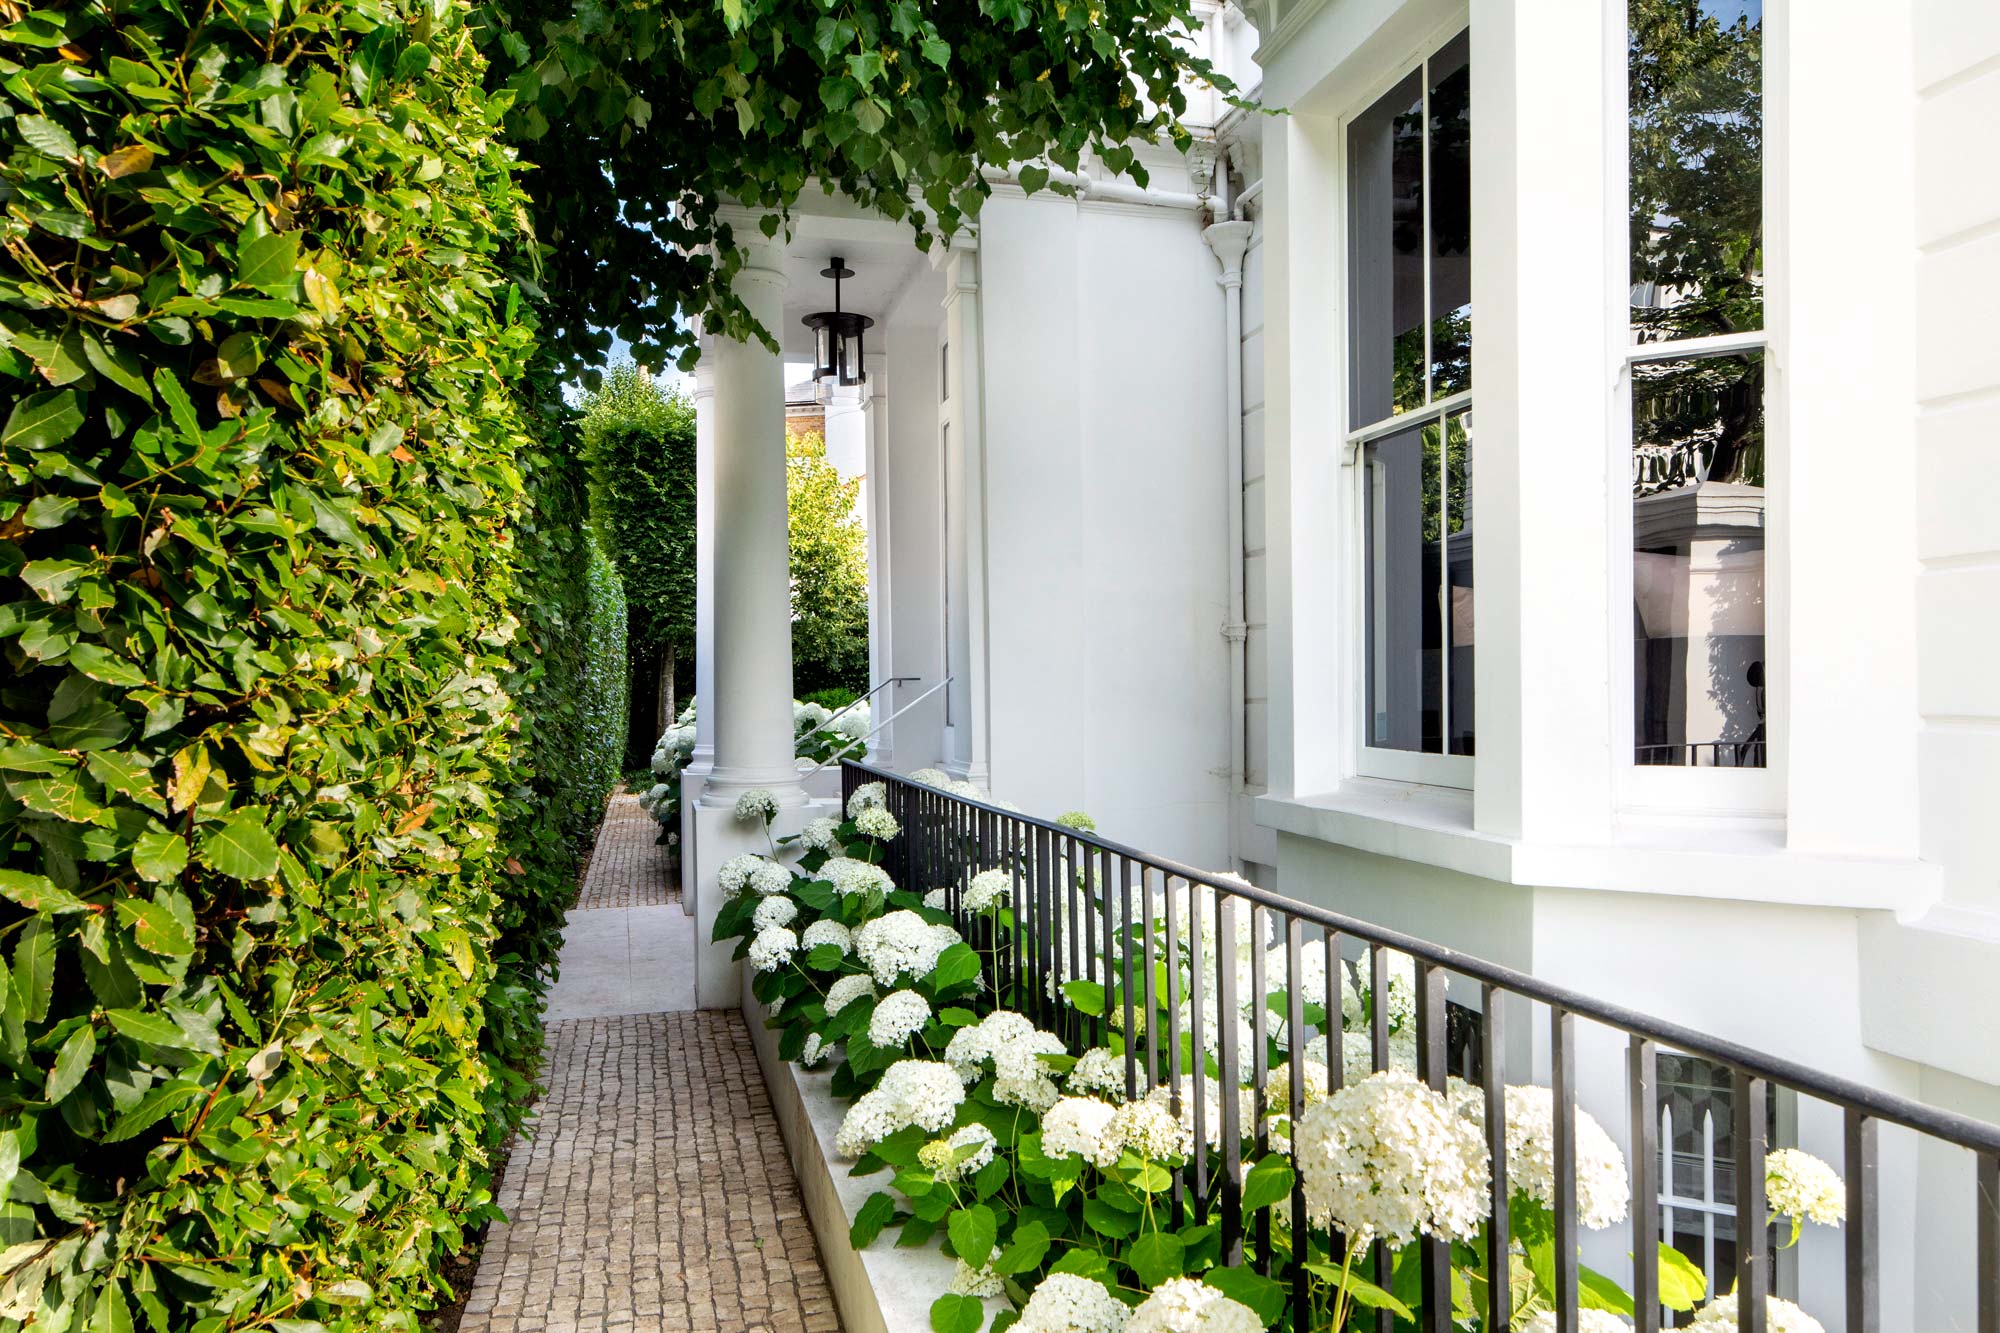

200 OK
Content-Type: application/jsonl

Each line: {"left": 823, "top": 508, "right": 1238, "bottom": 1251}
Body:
{"left": 576, "top": 794, "right": 677, "bottom": 910}
{"left": 543, "top": 907, "right": 695, "bottom": 1022}
{"left": 461, "top": 1012, "right": 840, "bottom": 1333}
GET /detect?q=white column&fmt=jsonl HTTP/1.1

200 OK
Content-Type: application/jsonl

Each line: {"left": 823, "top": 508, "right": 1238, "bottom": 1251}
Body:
{"left": 700, "top": 215, "right": 806, "bottom": 804}
{"left": 862, "top": 352, "right": 894, "bottom": 764}
{"left": 679, "top": 350, "right": 718, "bottom": 919}
{"left": 940, "top": 238, "right": 991, "bottom": 787}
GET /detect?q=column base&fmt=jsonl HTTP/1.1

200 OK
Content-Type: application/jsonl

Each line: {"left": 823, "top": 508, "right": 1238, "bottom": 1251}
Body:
{"left": 689, "top": 792, "right": 838, "bottom": 1010}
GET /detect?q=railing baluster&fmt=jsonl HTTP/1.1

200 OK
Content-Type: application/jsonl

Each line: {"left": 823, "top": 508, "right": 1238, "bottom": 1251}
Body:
{"left": 1324, "top": 932, "right": 1343, "bottom": 1093}
{"left": 1370, "top": 943, "right": 1390, "bottom": 1073}
{"left": 1733, "top": 1070, "right": 1768, "bottom": 1333}
{"left": 1249, "top": 904, "right": 1272, "bottom": 1277}
{"left": 1099, "top": 846, "right": 1115, "bottom": 1052}
{"left": 1844, "top": 1109, "right": 1877, "bottom": 1333}
{"left": 1162, "top": 870, "right": 1184, "bottom": 1224}
{"left": 1064, "top": 833, "right": 1080, "bottom": 1044}
{"left": 1188, "top": 878, "right": 1209, "bottom": 1221}
{"left": 1036, "top": 824, "right": 1054, "bottom": 1029}
{"left": 1630, "top": 1037, "right": 1659, "bottom": 1333}
{"left": 1287, "top": 921, "right": 1309, "bottom": 1330}
{"left": 1415, "top": 962, "right": 1450, "bottom": 1332}
{"left": 1122, "top": 856, "right": 1138, "bottom": 1099}
{"left": 1979, "top": 1152, "right": 1999, "bottom": 1333}
{"left": 1485, "top": 984, "right": 1511, "bottom": 1333}
{"left": 1217, "top": 893, "right": 1243, "bottom": 1266}
{"left": 1553, "top": 1007, "right": 1579, "bottom": 1333}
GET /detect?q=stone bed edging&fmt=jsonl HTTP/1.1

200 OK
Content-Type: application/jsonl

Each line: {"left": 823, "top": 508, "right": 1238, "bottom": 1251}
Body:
{"left": 746, "top": 993, "right": 1009, "bottom": 1333}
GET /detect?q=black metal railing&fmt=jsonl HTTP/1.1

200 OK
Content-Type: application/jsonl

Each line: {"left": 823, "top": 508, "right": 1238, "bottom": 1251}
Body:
{"left": 841, "top": 759, "right": 2000, "bottom": 1333}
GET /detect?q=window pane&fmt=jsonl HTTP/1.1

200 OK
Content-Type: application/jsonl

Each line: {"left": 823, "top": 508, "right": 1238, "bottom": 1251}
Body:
{"left": 1365, "top": 422, "right": 1442, "bottom": 753}
{"left": 1348, "top": 70, "right": 1426, "bottom": 427}
{"left": 1629, "top": 0, "right": 1763, "bottom": 343}
{"left": 1429, "top": 31, "right": 1472, "bottom": 399}
{"left": 1443, "top": 411, "right": 1474, "bottom": 756}
{"left": 1632, "top": 350, "right": 1765, "bottom": 767}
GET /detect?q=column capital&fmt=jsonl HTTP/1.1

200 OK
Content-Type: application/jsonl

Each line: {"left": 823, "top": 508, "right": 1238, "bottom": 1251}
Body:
{"left": 713, "top": 205, "right": 792, "bottom": 285}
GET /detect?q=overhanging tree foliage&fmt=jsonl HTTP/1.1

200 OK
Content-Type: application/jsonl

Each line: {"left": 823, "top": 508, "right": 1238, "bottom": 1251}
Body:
{"left": 474, "top": 0, "right": 1237, "bottom": 377}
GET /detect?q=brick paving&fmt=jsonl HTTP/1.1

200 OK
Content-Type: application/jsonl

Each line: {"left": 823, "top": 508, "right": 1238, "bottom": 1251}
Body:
{"left": 575, "top": 793, "right": 678, "bottom": 909}
{"left": 459, "top": 798, "right": 840, "bottom": 1333}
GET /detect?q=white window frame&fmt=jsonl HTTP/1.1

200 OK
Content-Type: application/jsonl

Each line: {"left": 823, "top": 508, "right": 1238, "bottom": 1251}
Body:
{"left": 1608, "top": 0, "right": 1785, "bottom": 817}
{"left": 1339, "top": 14, "right": 1476, "bottom": 790}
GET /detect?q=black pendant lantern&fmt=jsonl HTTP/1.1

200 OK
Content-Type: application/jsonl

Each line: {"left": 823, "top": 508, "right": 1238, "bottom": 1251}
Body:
{"left": 801, "top": 257, "right": 873, "bottom": 401}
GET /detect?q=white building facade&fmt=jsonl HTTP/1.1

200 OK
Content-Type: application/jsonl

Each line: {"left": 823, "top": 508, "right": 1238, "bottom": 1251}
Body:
{"left": 681, "top": 0, "right": 2000, "bottom": 1324}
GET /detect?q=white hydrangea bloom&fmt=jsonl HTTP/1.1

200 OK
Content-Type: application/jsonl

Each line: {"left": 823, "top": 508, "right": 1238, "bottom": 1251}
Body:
{"left": 846, "top": 782, "right": 888, "bottom": 818}
{"left": 854, "top": 805, "right": 901, "bottom": 841}
{"left": 908, "top": 767, "right": 952, "bottom": 787}
{"left": 1126, "top": 1278, "right": 1262, "bottom": 1333}
{"left": 1480, "top": 1085, "right": 1629, "bottom": 1230}
{"left": 752, "top": 896, "right": 798, "bottom": 931}
{"left": 1521, "top": 1314, "right": 1633, "bottom": 1333}
{"left": 949, "top": 1259, "right": 1005, "bottom": 1299}
{"left": 944, "top": 1010, "right": 1068, "bottom": 1110}
{"left": 800, "top": 816, "right": 841, "bottom": 851}
{"left": 854, "top": 910, "right": 962, "bottom": 986}
{"left": 1264, "top": 1060, "right": 1333, "bottom": 1114}
{"left": 734, "top": 788, "right": 779, "bottom": 822}
{"left": 868, "top": 990, "right": 933, "bottom": 1047}
{"left": 1143, "top": 1083, "right": 1256, "bottom": 1153}
{"left": 747, "top": 926, "right": 798, "bottom": 973}
{"left": 1302, "top": 1028, "right": 1418, "bottom": 1085}
{"left": 919, "top": 1123, "right": 998, "bottom": 1182}
{"left": 964, "top": 868, "right": 1012, "bottom": 912}
{"left": 1686, "top": 1295, "right": 1825, "bottom": 1333}
{"left": 832, "top": 700, "right": 871, "bottom": 740}
{"left": 800, "top": 1033, "right": 830, "bottom": 1067}
{"left": 800, "top": 919, "right": 853, "bottom": 956}
{"left": 1293, "top": 1070, "right": 1491, "bottom": 1246}
{"left": 825, "top": 975, "right": 877, "bottom": 1015}
{"left": 794, "top": 700, "right": 832, "bottom": 731}
{"left": 1041, "top": 1097, "right": 1120, "bottom": 1169}
{"left": 1066, "top": 1046, "right": 1129, "bottom": 1099}
{"left": 945, "top": 780, "right": 985, "bottom": 800}
{"left": 750, "top": 860, "right": 793, "bottom": 897}
{"left": 1015, "top": 1273, "right": 1130, "bottom": 1333}
{"left": 1342, "top": 950, "right": 1417, "bottom": 1034}
{"left": 1106, "top": 1096, "right": 1195, "bottom": 1163}
{"left": 718, "top": 853, "right": 764, "bottom": 900}
{"left": 824, "top": 856, "right": 896, "bottom": 898}
{"left": 1765, "top": 1148, "right": 1845, "bottom": 1229}
{"left": 1174, "top": 996, "right": 1258, "bottom": 1081}
{"left": 1250, "top": 942, "right": 1330, "bottom": 1044}
{"left": 922, "top": 887, "right": 950, "bottom": 909}
{"left": 832, "top": 1059, "right": 965, "bottom": 1158}
{"left": 638, "top": 782, "right": 671, "bottom": 812}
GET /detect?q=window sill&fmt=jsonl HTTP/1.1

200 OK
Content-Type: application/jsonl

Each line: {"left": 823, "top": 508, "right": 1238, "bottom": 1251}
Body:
{"left": 1253, "top": 781, "right": 1941, "bottom": 913}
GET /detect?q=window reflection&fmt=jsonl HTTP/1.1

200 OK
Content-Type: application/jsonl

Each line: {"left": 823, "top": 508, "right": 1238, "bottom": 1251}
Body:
{"left": 1629, "top": 0, "right": 1763, "bottom": 343}
{"left": 1365, "top": 423, "right": 1442, "bottom": 754}
{"left": 1428, "top": 31, "right": 1472, "bottom": 401}
{"left": 1348, "top": 70, "right": 1426, "bottom": 425}
{"left": 1632, "top": 351, "right": 1765, "bottom": 767}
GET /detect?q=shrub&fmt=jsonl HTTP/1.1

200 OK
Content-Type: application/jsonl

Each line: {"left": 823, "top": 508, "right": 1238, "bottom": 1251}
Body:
{"left": 0, "top": 2, "right": 546, "bottom": 1325}
{"left": 788, "top": 431, "right": 869, "bottom": 696}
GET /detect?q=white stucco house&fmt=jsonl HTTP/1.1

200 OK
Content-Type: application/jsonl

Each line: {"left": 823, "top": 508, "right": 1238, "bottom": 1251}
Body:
{"left": 675, "top": 1, "right": 2000, "bottom": 1326}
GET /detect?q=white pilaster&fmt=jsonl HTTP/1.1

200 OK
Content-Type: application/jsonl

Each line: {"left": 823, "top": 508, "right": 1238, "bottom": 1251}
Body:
{"left": 680, "top": 350, "right": 717, "bottom": 920}
{"left": 861, "top": 352, "right": 894, "bottom": 764}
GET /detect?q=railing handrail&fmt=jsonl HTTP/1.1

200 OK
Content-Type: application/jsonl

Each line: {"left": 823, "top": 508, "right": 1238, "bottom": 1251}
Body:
{"left": 797, "top": 677, "right": 954, "bottom": 778}
{"left": 839, "top": 756, "right": 2000, "bottom": 1158}
{"left": 793, "top": 675, "right": 919, "bottom": 750}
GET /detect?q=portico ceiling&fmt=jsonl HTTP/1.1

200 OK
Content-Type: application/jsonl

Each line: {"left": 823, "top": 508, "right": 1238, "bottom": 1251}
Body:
{"left": 774, "top": 203, "right": 943, "bottom": 358}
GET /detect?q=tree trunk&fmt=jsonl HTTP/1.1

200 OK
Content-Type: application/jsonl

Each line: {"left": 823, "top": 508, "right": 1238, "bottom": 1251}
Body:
{"left": 657, "top": 644, "right": 675, "bottom": 733}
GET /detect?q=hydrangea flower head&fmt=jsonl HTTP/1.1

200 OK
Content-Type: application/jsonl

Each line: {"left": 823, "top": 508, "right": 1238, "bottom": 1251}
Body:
{"left": 752, "top": 896, "right": 798, "bottom": 931}
{"left": 949, "top": 1259, "right": 1004, "bottom": 1299}
{"left": 1293, "top": 1070, "right": 1491, "bottom": 1246}
{"left": 1521, "top": 1315, "right": 1633, "bottom": 1333}
{"left": 1481, "top": 1085, "right": 1629, "bottom": 1229}
{"left": 800, "top": 816, "right": 841, "bottom": 851}
{"left": 855, "top": 805, "right": 901, "bottom": 841}
{"left": 824, "top": 856, "right": 896, "bottom": 899}
{"left": 1686, "top": 1295, "right": 1824, "bottom": 1333}
{"left": 717, "top": 853, "right": 765, "bottom": 900}
{"left": 1066, "top": 1046, "right": 1129, "bottom": 1099}
{"left": 1126, "top": 1278, "right": 1261, "bottom": 1333}
{"left": 1765, "top": 1148, "right": 1845, "bottom": 1231}
{"left": 1015, "top": 1273, "right": 1130, "bottom": 1333}
{"left": 854, "top": 910, "right": 962, "bottom": 986}
{"left": 846, "top": 782, "right": 888, "bottom": 819}
{"left": 944, "top": 1010, "right": 1067, "bottom": 1109}
{"left": 833, "top": 1059, "right": 965, "bottom": 1158}
{"left": 920, "top": 1123, "right": 998, "bottom": 1182}
{"left": 908, "top": 767, "right": 952, "bottom": 787}
{"left": 747, "top": 926, "right": 798, "bottom": 973}
{"left": 825, "top": 975, "right": 877, "bottom": 1015}
{"left": 734, "top": 788, "right": 779, "bottom": 823}
{"left": 750, "top": 860, "right": 793, "bottom": 897}
{"left": 1055, "top": 810, "right": 1098, "bottom": 833}
{"left": 800, "top": 919, "right": 852, "bottom": 957}
{"left": 964, "top": 868, "right": 1012, "bottom": 912}
{"left": 800, "top": 1033, "right": 830, "bottom": 1067}
{"left": 1041, "top": 1097, "right": 1119, "bottom": 1169}
{"left": 1104, "top": 1097, "right": 1192, "bottom": 1163}
{"left": 868, "top": 990, "right": 933, "bottom": 1047}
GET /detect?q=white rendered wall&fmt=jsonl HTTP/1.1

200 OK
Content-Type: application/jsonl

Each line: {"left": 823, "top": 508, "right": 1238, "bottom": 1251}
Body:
{"left": 972, "top": 190, "right": 1233, "bottom": 867}
{"left": 878, "top": 306, "right": 948, "bottom": 768}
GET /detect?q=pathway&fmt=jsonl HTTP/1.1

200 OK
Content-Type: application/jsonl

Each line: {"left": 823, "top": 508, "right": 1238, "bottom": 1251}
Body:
{"left": 460, "top": 794, "right": 841, "bottom": 1333}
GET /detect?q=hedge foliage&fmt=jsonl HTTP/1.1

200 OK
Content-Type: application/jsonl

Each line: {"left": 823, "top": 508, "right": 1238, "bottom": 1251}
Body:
{"left": 0, "top": 1, "right": 567, "bottom": 1326}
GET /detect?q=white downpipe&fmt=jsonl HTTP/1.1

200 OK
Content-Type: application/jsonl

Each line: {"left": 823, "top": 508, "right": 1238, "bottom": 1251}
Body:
{"left": 1204, "top": 210, "right": 1255, "bottom": 875}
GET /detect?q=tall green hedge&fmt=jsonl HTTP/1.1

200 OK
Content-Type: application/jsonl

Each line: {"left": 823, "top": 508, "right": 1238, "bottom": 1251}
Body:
{"left": 0, "top": 2, "right": 554, "bottom": 1325}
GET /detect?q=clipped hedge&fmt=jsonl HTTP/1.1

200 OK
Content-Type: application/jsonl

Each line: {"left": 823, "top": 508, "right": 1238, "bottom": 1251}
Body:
{"left": 0, "top": 2, "right": 543, "bottom": 1326}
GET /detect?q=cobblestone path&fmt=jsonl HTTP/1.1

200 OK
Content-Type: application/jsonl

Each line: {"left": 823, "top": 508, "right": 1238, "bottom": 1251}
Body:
{"left": 575, "top": 793, "right": 677, "bottom": 910}
{"left": 460, "top": 802, "right": 839, "bottom": 1333}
